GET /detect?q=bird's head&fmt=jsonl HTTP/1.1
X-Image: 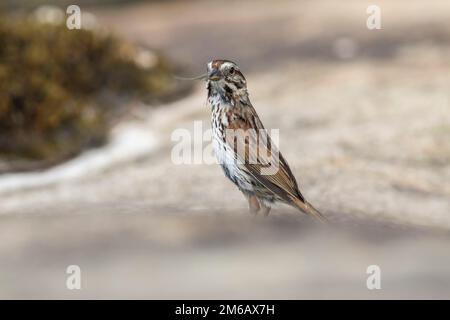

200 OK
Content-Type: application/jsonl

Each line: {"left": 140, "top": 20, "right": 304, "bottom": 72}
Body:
{"left": 207, "top": 60, "right": 247, "bottom": 93}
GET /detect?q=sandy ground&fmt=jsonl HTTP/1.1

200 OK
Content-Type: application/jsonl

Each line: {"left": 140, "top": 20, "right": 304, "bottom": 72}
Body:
{"left": 0, "top": 0, "right": 449, "bottom": 299}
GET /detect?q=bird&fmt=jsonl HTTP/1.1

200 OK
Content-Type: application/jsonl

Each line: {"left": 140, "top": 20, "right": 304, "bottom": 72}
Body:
{"left": 204, "top": 59, "right": 327, "bottom": 222}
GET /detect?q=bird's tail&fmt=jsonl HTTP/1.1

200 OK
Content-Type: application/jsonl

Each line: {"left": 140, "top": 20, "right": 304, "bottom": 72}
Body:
{"left": 291, "top": 197, "right": 328, "bottom": 223}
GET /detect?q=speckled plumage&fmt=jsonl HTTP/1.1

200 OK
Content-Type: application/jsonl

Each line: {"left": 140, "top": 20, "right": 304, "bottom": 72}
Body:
{"left": 206, "top": 59, "right": 326, "bottom": 221}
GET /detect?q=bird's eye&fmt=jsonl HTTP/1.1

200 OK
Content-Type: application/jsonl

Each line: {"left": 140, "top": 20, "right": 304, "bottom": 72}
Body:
{"left": 229, "top": 67, "right": 235, "bottom": 75}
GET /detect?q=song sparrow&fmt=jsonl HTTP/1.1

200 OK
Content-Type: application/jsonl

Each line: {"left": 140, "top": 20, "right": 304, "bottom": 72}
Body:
{"left": 205, "top": 59, "right": 326, "bottom": 221}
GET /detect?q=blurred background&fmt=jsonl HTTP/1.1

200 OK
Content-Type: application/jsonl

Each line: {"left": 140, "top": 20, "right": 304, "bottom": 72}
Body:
{"left": 0, "top": 0, "right": 449, "bottom": 299}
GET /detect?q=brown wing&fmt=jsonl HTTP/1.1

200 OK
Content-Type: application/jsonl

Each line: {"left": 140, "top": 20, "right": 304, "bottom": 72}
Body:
{"left": 224, "top": 102, "right": 305, "bottom": 204}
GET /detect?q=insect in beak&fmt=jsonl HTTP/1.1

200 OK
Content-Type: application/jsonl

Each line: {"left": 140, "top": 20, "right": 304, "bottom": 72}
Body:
{"left": 208, "top": 69, "right": 221, "bottom": 81}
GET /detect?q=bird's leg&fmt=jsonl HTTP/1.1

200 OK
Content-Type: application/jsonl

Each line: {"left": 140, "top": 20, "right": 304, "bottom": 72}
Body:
{"left": 247, "top": 195, "right": 260, "bottom": 215}
{"left": 260, "top": 203, "right": 271, "bottom": 217}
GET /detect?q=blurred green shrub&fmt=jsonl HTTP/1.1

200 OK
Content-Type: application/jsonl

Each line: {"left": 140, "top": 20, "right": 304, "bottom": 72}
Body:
{"left": 0, "top": 17, "right": 176, "bottom": 169}
{"left": 1, "top": 1, "right": 157, "bottom": 11}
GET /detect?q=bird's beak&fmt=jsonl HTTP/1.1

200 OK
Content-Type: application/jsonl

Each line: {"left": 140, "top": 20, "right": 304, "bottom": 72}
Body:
{"left": 208, "top": 69, "right": 222, "bottom": 81}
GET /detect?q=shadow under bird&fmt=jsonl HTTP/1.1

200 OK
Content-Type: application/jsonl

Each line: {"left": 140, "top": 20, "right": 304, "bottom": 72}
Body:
{"left": 185, "top": 59, "right": 327, "bottom": 221}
